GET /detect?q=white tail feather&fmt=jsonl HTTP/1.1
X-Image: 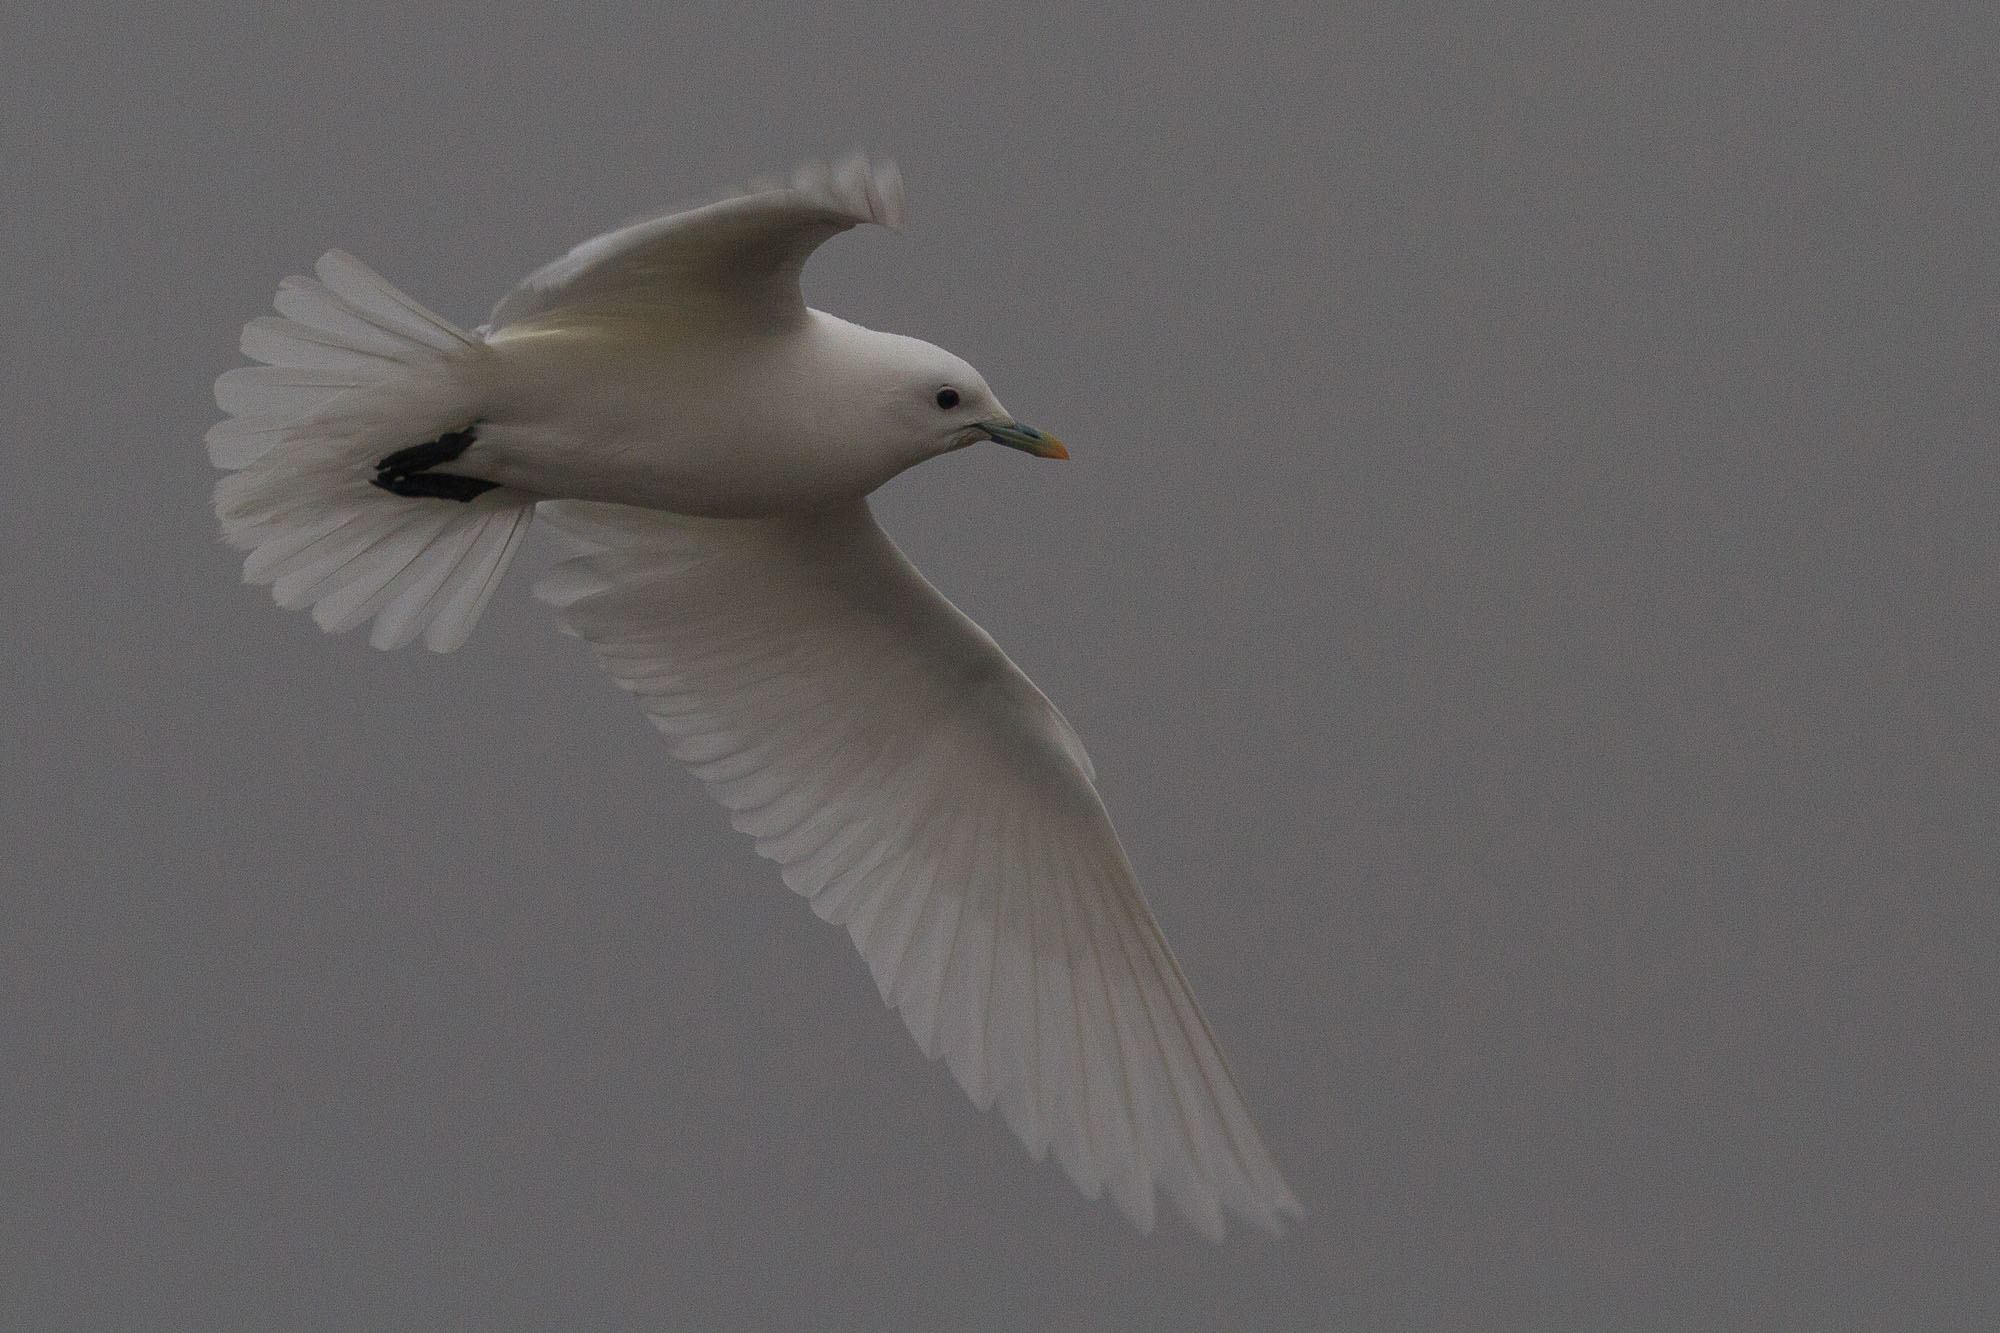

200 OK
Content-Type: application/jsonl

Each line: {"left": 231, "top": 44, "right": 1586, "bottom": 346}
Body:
{"left": 211, "top": 251, "right": 534, "bottom": 651}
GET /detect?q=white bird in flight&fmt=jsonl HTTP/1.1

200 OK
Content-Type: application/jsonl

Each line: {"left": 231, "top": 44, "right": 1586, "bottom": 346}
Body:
{"left": 210, "top": 155, "right": 1301, "bottom": 1239}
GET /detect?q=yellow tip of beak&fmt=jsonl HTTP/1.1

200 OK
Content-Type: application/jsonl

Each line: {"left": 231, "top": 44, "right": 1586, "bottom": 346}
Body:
{"left": 980, "top": 419, "right": 1069, "bottom": 460}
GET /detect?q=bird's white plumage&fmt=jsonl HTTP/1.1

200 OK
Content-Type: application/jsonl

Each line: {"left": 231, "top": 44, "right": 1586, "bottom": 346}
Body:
{"left": 211, "top": 154, "right": 1298, "bottom": 1238}
{"left": 487, "top": 155, "right": 905, "bottom": 334}
{"left": 537, "top": 501, "right": 1301, "bottom": 1238}
{"left": 212, "top": 252, "right": 533, "bottom": 651}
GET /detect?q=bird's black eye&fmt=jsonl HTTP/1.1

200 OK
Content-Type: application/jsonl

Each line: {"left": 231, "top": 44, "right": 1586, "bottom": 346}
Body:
{"left": 935, "top": 387, "right": 961, "bottom": 411}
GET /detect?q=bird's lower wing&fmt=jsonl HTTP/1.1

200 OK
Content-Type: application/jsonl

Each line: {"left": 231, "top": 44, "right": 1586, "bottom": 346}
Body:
{"left": 535, "top": 499, "right": 1301, "bottom": 1239}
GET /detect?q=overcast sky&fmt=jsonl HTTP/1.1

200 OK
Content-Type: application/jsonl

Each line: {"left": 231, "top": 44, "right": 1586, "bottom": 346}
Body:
{"left": 6, "top": 2, "right": 1997, "bottom": 1328}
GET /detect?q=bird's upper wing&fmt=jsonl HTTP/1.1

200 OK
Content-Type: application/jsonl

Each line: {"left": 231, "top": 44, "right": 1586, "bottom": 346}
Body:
{"left": 486, "top": 155, "right": 905, "bottom": 335}
{"left": 535, "top": 499, "right": 1301, "bottom": 1240}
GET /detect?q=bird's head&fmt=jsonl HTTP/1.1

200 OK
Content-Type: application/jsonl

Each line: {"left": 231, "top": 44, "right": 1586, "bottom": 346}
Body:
{"left": 865, "top": 333, "right": 1068, "bottom": 469}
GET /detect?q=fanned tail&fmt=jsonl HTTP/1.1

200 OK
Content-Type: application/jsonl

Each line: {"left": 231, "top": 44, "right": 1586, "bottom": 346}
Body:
{"left": 210, "top": 251, "right": 534, "bottom": 651}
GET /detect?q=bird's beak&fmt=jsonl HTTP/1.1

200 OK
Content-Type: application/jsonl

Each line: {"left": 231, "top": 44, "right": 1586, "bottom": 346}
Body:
{"left": 975, "top": 418, "right": 1069, "bottom": 460}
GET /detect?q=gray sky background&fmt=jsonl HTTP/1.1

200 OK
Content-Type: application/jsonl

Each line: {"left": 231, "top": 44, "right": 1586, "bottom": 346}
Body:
{"left": 6, "top": 2, "right": 1997, "bottom": 1328}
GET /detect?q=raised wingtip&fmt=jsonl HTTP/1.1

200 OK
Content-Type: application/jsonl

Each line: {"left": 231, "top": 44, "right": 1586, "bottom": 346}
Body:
{"left": 869, "top": 157, "right": 908, "bottom": 232}
{"left": 824, "top": 151, "right": 907, "bottom": 232}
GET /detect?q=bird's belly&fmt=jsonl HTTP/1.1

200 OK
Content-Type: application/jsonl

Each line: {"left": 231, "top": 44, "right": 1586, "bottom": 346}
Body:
{"left": 465, "top": 347, "right": 886, "bottom": 517}
{"left": 473, "top": 420, "right": 830, "bottom": 516}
